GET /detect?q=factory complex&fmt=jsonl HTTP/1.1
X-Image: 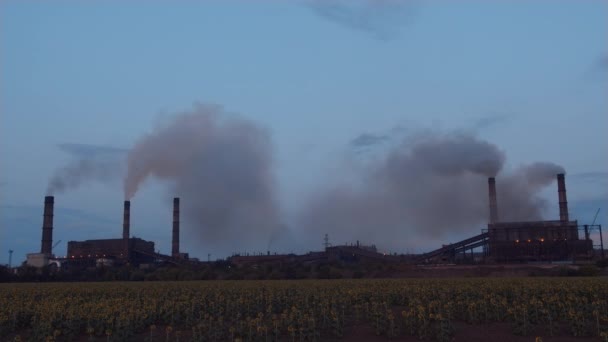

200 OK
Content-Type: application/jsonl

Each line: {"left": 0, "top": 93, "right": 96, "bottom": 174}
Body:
{"left": 22, "top": 173, "right": 605, "bottom": 272}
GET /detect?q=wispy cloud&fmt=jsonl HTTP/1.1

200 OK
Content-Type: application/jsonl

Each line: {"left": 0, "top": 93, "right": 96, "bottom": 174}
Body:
{"left": 569, "top": 171, "right": 608, "bottom": 182}
{"left": 470, "top": 113, "right": 511, "bottom": 131}
{"left": 307, "top": 0, "right": 418, "bottom": 40}
{"left": 58, "top": 143, "right": 128, "bottom": 158}
{"left": 350, "top": 133, "right": 390, "bottom": 148}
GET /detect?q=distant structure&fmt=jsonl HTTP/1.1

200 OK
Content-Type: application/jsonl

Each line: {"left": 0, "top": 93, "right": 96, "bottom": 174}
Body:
{"left": 26, "top": 196, "right": 188, "bottom": 268}
{"left": 26, "top": 196, "right": 55, "bottom": 268}
{"left": 486, "top": 173, "right": 592, "bottom": 262}
{"left": 418, "top": 173, "right": 599, "bottom": 263}
{"left": 21, "top": 169, "right": 603, "bottom": 270}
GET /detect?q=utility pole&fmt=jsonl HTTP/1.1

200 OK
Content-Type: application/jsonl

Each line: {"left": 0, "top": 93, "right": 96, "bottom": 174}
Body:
{"left": 8, "top": 250, "right": 13, "bottom": 268}
{"left": 207, "top": 253, "right": 211, "bottom": 262}
{"left": 324, "top": 234, "right": 331, "bottom": 250}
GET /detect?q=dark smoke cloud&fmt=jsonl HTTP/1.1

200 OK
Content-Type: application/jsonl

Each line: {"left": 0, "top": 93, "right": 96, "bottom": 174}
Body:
{"left": 297, "top": 132, "right": 564, "bottom": 251}
{"left": 308, "top": 0, "right": 417, "bottom": 40}
{"left": 46, "top": 143, "right": 126, "bottom": 195}
{"left": 124, "top": 104, "right": 282, "bottom": 251}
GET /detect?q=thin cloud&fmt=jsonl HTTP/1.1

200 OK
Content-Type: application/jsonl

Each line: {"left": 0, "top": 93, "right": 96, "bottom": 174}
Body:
{"left": 350, "top": 133, "right": 390, "bottom": 148}
{"left": 308, "top": 0, "right": 417, "bottom": 40}
{"left": 471, "top": 113, "right": 511, "bottom": 131}
{"left": 58, "top": 143, "right": 128, "bottom": 159}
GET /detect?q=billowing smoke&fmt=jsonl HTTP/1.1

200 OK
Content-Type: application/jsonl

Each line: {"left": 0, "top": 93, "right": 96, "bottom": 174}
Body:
{"left": 297, "top": 132, "right": 563, "bottom": 251}
{"left": 47, "top": 143, "right": 126, "bottom": 195}
{"left": 497, "top": 162, "right": 565, "bottom": 221}
{"left": 124, "top": 104, "right": 281, "bottom": 251}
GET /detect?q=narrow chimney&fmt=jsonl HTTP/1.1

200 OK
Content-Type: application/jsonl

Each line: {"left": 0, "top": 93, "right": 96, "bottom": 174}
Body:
{"left": 488, "top": 177, "right": 499, "bottom": 224}
{"left": 557, "top": 173, "right": 569, "bottom": 222}
{"left": 172, "top": 197, "right": 180, "bottom": 258}
{"left": 41, "top": 196, "right": 54, "bottom": 255}
{"left": 123, "top": 200, "right": 130, "bottom": 258}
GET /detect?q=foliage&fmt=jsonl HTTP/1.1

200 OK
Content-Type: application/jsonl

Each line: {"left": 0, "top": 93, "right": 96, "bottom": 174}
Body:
{"left": 1, "top": 278, "right": 607, "bottom": 341}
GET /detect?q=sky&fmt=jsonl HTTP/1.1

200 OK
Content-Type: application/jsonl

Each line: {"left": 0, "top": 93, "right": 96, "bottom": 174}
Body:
{"left": 1, "top": 0, "right": 607, "bottom": 264}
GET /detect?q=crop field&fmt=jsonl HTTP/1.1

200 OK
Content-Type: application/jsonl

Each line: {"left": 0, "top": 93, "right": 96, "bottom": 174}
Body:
{"left": 1, "top": 278, "right": 607, "bottom": 341}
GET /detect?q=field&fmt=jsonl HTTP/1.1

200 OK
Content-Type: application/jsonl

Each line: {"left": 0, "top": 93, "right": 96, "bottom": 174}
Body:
{"left": 1, "top": 278, "right": 607, "bottom": 341}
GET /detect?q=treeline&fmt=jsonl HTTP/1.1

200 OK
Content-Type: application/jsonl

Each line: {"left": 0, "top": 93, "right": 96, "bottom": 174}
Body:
{"left": 0, "top": 260, "right": 396, "bottom": 283}
{"left": 1, "top": 258, "right": 606, "bottom": 282}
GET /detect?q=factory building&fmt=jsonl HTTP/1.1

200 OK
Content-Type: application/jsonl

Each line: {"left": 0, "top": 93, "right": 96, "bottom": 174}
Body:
{"left": 417, "top": 173, "right": 598, "bottom": 263}
{"left": 486, "top": 173, "right": 593, "bottom": 262}
{"left": 64, "top": 200, "right": 160, "bottom": 265}
{"left": 27, "top": 196, "right": 185, "bottom": 268}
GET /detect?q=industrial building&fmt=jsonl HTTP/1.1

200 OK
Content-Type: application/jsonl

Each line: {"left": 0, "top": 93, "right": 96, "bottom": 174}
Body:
{"left": 27, "top": 196, "right": 186, "bottom": 268}
{"left": 485, "top": 173, "right": 594, "bottom": 262}
{"left": 24, "top": 172, "right": 603, "bottom": 270}
{"left": 419, "top": 173, "right": 601, "bottom": 263}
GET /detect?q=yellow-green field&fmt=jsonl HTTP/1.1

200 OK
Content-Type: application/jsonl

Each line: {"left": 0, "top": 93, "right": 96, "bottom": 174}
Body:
{"left": 1, "top": 278, "right": 607, "bottom": 341}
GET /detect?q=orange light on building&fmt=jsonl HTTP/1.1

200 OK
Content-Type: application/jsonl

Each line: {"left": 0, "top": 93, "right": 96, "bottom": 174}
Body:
{"left": 540, "top": 238, "right": 545, "bottom": 242}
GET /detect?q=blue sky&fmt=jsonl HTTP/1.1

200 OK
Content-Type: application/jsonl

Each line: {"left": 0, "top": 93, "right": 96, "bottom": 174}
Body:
{"left": 1, "top": 1, "right": 607, "bottom": 263}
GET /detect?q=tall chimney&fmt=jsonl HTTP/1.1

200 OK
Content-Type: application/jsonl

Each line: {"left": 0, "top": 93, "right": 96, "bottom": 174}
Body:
{"left": 488, "top": 177, "right": 499, "bottom": 224}
{"left": 41, "top": 196, "right": 54, "bottom": 255}
{"left": 123, "top": 200, "right": 130, "bottom": 258}
{"left": 172, "top": 197, "right": 180, "bottom": 257}
{"left": 557, "top": 173, "right": 569, "bottom": 222}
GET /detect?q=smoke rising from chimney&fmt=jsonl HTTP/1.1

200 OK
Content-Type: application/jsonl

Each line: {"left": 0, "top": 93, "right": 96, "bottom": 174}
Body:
{"left": 296, "top": 132, "right": 564, "bottom": 251}
{"left": 496, "top": 162, "right": 565, "bottom": 222}
{"left": 46, "top": 143, "right": 126, "bottom": 195}
{"left": 124, "top": 104, "right": 281, "bottom": 251}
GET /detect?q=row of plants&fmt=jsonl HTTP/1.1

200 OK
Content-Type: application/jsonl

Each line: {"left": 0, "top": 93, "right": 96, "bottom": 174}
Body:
{"left": 1, "top": 278, "right": 607, "bottom": 341}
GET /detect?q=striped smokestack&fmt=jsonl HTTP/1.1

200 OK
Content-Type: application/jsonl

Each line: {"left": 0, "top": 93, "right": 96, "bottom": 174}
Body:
{"left": 172, "top": 197, "right": 180, "bottom": 257}
{"left": 488, "top": 177, "right": 499, "bottom": 224}
{"left": 41, "top": 196, "right": 54, "bottom": 254}
{"left": 123, "top": 200, "right": 130, "bottom": 258}
{"left": 557, "top": 173, "right": 569, "bottom": 222}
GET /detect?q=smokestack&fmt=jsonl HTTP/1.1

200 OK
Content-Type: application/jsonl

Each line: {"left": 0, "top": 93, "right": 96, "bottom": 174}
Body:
{"left": 488, "top": 177, "right": 499, "bottom": 224}
{"left": 172, "top": 197, "right": 180, "bottom": 257}
{"left": 41, "top": 196, "right": 54, "bottom": 255}
{"left": 557, "top": 173, "right": 569, "bottom": 222}
{"left": 123, "top": 200, "right": 130, "bottom": 258}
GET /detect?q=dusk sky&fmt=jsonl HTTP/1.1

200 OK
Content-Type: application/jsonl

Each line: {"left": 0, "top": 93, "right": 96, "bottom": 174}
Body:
{"left": 1, "top": 1, "right": 607, "bottom": 264}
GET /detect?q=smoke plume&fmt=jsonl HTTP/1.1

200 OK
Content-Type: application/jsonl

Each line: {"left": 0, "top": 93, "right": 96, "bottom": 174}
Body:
{"left": 496, "top": 162, "right": 565, "bottom": 221}
{"left": 47, "top": 143, "right": 126, "bottom": 195}
{"left": 124, "top": 104, "right": 281, "bottom": 251}
{"left": 297, "top": 132, "right": 564, "bottom": 251}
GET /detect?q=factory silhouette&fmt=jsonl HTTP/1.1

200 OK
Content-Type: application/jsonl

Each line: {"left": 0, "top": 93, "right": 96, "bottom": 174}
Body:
{"left": 24, "top": 172, "right": 605, "bottom": 271}
{"left": 27, "top": 174, "right": 604, "bottom": 268}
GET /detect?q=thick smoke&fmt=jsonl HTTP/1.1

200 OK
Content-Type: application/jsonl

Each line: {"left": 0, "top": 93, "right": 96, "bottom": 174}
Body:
{"left": 297, "top": 132, "right": 564, "bottom": 251}
{"left": 47, "top": 143, "right": 126, "bottom": 195}
{"left": 124, "top": 104, "right": 281, "bottom": 251}
{"left": 497, "top": 162, "right": 565, "bottom": 221}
